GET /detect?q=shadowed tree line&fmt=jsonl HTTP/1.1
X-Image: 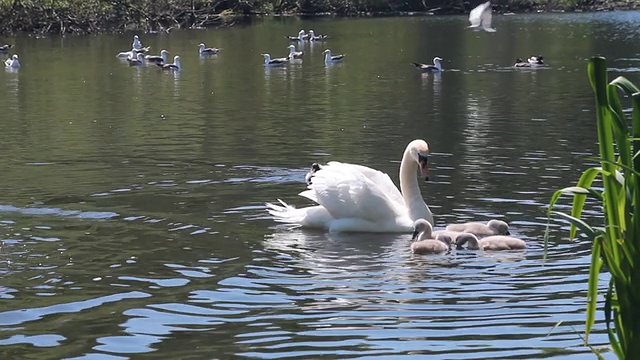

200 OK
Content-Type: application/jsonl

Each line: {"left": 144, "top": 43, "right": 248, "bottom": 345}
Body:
{"left": 0, "top": 0, "right": 637, "bottom": 34}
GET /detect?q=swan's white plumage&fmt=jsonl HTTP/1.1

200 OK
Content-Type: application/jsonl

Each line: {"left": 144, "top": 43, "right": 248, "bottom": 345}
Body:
{"left": 266, "top": 139, "right": 432, "bottom": 233}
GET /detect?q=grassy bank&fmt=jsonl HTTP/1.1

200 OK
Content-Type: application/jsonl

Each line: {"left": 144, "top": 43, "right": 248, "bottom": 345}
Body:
{"left": 0, "top": 0, "right": 638, "bottom": 34}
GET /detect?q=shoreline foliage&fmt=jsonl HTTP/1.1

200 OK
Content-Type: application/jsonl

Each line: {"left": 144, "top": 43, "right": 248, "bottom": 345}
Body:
{"left": 547, "top": 57, "right": 640, "bottom": 359}
{"left": 0, "top": 0, "right": 638, "bottom": 34}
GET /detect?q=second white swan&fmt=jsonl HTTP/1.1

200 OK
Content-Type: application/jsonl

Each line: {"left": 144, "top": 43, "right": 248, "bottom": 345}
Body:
{"left": 266, "top": 139, "right": 433, "bottom": 232}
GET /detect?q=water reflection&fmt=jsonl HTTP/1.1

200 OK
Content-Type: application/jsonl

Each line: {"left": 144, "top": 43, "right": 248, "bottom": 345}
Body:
{"left": 0, "top": 13, "right": 620, "bottom": 359}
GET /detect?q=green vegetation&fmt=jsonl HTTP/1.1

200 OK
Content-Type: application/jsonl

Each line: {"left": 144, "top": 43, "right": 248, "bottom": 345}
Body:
{"left": 547, "top": 57, "right": 640, "bottom": 359}
{"left": 0, "top": 0, "right": 638, "bottom": 34}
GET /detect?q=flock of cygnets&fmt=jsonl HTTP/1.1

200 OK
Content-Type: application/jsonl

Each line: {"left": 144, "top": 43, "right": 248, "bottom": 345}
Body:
{"left": 267, "top": 138, "right": 529, "bottom": 255}
{"left": 410, "top": 218, "right": 526, "bottom": 255}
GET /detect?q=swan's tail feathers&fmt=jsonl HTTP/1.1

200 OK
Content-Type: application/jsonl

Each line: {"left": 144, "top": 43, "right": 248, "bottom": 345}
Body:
{"left": 265, "top": 199, "right": 304, "bottom": 224}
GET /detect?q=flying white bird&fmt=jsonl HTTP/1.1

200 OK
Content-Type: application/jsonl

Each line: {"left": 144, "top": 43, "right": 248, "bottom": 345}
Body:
{"left": 468, "top": 1, "right": 496, "bottom": 32}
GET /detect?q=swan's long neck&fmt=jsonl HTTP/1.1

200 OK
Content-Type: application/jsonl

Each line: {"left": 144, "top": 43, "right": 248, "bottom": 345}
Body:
{"left": 434, "top": 60, "right": 442, "bottom": 70}
{"left": 324, "top": 52, "right": 331, "bottom": 62}
{"left": 399, "top": 147, "right": 431, "bottom": 222}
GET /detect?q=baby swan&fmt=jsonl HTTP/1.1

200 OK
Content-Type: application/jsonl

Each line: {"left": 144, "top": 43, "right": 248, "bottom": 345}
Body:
{"left": 456, "top": 233, "right": 526, "bottom": 251}
{"left": 411, "top": 219, "right": 452, "bottom": 254}
{"left": 412, "top": 57, "right": 443, "bottom": 73}
{"left": 445, "top": 219, "right": 510, "bottom": 237}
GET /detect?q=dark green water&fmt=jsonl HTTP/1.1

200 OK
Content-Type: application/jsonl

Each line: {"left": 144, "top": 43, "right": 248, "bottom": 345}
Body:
{"left": 2, "top": 11, "right": 639, "bottom": 359}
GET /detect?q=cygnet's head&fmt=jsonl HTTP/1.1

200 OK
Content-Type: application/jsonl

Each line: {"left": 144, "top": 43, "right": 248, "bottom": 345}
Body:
{"left": 412, "top": 219, "right": 433, "bottom": 240}
{"left": 488, "top": 219, "right": 510, "bottom": 235}
{"left": 456, "top": 233, "right": 479, "bottom": 249}
{"left": 435, "top": 233, "right": 453, "bottom": 246}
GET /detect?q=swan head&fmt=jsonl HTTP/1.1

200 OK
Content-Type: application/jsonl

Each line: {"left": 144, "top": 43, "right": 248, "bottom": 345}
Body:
{"left": 488, "top": 219, "right": 510, "bottom": 235}
{"left": 134, "top": 35, "right": 139, "bottom": 40}
{"left": 288, "top": 45, "right": 295, "bottom": 50}
{"left": 12, "top": 54, "right": 18, "bottom": 60}
{"left": 198, "top": 43, "right": 205, "bottom": 50}
{"left": 412, "top": 219, "right": 433, "bottom": 240}
{"left": 298, "top": 29, "right": 306, "bottom": 35}
{"left": 173, "top": 55, "right": 181, "bottom": 65}
{"left": 433, "top": 57, "right": 443, "bottom": 63}
{"left": 407, "top": 139, "right": 430, "bottom": 180}
{"left": 323, "top": 49, "right": 331, "bottom": 54}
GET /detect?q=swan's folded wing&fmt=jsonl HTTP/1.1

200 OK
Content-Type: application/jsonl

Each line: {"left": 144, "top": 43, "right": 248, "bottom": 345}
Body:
{"left": 307, "top": 162, "right": 405, "bottom": 222}
{"left": 324, "top": 162, "right": 405, "bottom": 208}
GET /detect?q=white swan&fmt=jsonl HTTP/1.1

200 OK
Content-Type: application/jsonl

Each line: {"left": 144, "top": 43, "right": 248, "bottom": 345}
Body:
{"left": 158, "top": 55, "right": 181, "bottom": 70}
{"left": 262, "top": 53, "right": 288, "bottom": 66}
{"left": 323, "top": 49, "right": 345, "bottom": 64}
{"left": 265, "top": 139, "right": 433, "bottom": 233}
{"left": 411, "top": 57, "right": 443, "bottom": 73}
{"left": 468, "top": 1, "right": 496, "bottom": 32}
{"left": 445, "top": 219, "right": 510, "bottom": 237}
{"left": 411, "top": 219, "right": 451, "bottom": 254}
{"left": 4, "top": 54, "right": 19, "bottom": 68}
{"left": 198, "top": 43, "right": 220, "bottom": 55}
{"left": 146, "top": 49, "right": 169, "bottom": 64}
{"left": 287, "top": 45, "right": 303, "bottom": 59}
{"left": 456, "top": 233, "right": 526, "bottom": 250}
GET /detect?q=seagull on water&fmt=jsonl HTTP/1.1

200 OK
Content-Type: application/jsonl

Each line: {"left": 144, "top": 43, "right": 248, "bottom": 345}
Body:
{"left": 198, "top": 43, "right": 221, "bottom": 55}
{"left": 158, "top": 55, "right": 181, "bottom": 71}
{"left": 323, "top": 49, "right": 345, "bottom": 64}
{"left": 145, "top": 50, "right": 169, "bottom": 64}
{"left": 262, "top": 53, "right": 289, "bottom": 66}
{"left": 4, "top": 54, "right": 19, "bottom": 68}
{"left": 412, "top": 57, "right": 443, "bottom": 73}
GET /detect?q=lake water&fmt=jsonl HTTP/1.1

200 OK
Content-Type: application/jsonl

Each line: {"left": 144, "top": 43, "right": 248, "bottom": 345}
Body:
{"left": 1, "top": 10, "right": 639, "bottom": 359}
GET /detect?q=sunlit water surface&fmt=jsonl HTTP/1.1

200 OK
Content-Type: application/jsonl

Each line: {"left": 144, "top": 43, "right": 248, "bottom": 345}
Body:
{"left": 2, "top": 10, "right": 639, "bottom": 359}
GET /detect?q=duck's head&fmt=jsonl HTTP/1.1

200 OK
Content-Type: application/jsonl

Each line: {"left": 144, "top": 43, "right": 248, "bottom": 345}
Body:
{"left": 412, "top": 219, "right": 432, "bottom": 240}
